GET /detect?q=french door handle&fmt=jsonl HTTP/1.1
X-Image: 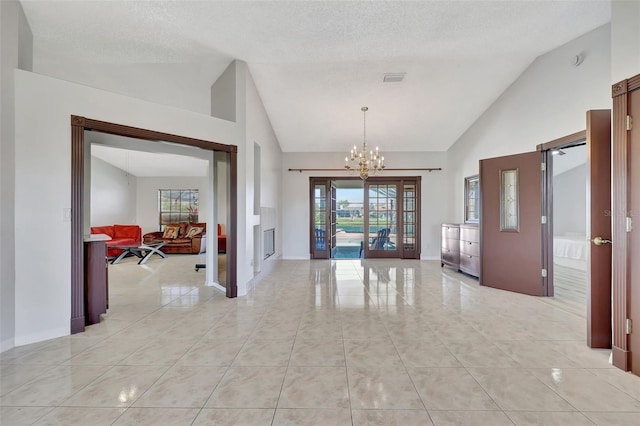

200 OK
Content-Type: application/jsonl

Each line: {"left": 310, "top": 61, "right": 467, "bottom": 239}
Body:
{"left": 591, "top": 236, "right": 612, "bottom": 246}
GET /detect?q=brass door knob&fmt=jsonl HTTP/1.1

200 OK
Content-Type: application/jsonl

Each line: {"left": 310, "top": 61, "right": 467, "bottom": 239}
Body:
{"left": 592, "top": 236, "right": 612, "bottom": 246}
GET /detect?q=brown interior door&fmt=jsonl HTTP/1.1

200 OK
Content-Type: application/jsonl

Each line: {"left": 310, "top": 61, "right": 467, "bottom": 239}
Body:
{"left": 480, "top": 151, "right": 544, "bottom": 296}
{"left": 586, "top": 110, "right": 612, "bottom": 349}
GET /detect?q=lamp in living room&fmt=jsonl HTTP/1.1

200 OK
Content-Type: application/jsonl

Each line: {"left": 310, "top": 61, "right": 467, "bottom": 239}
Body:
{"left": 344, "top": 106, "right": 385, "bottom": 180}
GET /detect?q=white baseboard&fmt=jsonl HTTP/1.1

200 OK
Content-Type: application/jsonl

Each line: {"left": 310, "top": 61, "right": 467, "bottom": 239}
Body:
{"left": 282, "top": 255, "right": 311, "bottom": 260}
{"left": 244, "top": 257, "right": 280, "bottom": 295}
{"left": 14, "top": 327, "right": 68, "bottom": 347}
{"left": 1, "top": 337, "right": 15, "bottom": 353}
{"left": 420, "top": 255, "right": 440, "bottom": 261}
{"left": 206, "top": 281, "right": 226, "bottom": 293}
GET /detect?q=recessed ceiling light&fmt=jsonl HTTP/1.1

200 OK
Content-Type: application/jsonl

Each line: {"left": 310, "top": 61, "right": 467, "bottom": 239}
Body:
{"left": 383, "top": 73, "right": 405, "bottom": 83}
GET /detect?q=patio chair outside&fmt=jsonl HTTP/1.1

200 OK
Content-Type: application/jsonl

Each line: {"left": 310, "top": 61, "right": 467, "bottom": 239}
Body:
{"left": 315, "top": 228, "right": 326, "bottom": 250}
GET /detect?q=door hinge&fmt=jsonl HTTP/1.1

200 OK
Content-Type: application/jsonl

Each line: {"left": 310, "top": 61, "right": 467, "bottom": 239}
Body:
{"left": 541, "top": 216, "right": 547, "bottom": 224}
{"left": 626, "top": 318, "right": 632, "bottom": 335}
{"left": 626, "top": 115, "right": 633, "bottom": 131}
{"left": 541, "top": 162, "right": 546, "bottom": 172}
{"left": 542, "top": 268, "right": 547, "bottom": 278}
{"left": 627, "top": 217, "right": 633, "bottom": 232}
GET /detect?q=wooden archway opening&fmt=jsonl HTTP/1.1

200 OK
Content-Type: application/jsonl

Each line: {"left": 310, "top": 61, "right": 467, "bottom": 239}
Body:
{"left": 70, "top": 115, "right": 238, "bottom": 333}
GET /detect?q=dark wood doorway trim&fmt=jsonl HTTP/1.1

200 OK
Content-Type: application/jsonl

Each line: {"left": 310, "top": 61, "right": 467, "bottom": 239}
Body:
{"left": 70, "top": 115, "right": 238, "bottom": 333}
{"left": 537, "top": 132, "right": 587, "bottom": 299}
{"left": 611, "top": 74, "right": 640, "bottom": 371}
{"left": 537, "top": 111, "right": 613, "bottom": 350}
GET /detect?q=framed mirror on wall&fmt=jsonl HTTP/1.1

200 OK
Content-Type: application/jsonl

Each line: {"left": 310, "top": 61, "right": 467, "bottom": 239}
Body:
{"left": 464, "top": 175, "right": 479, "bottom": 223}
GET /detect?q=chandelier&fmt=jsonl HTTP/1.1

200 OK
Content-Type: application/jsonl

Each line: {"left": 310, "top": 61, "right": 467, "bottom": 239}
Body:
{"left": 344, "top": 106, "right": 385, "bottom": 180}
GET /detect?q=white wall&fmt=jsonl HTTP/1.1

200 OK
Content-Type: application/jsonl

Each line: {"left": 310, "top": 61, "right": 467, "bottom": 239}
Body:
{"left": 247, "top": 69, "right": 282, "bottom": 250}
{"left": 611, "top": 1, "right": 640, "bottom": 83}
{"left": 211, "top": 62, "right": 237, "bottom": 122}
{"left": 553, "top": 164, "right": 587, "bottom": 236}
{"left": 136, "top": 176, "right": 209, "bottom": 236}
{"left": 0, "top": 0, "right": 19, "bottom": 352}
{"left": 13, "top": 70, "right": 240, "bottom": 346}
{"left": 281, "top": 151, "right": 448, "bottom": 260}
{"left": 446, "top": 25, "right": 611, "bottom": 223}
{"left": 245, "top": 69, "right": 283, "bottom": 269}
{"left": 0, "top": 0, "right": 32, "bottom": 352}
{"left": 34, "top": 62, "right": 228, "bottom": 116}
{"left": 90, "top": 156, "right": 137, "bottom": 227}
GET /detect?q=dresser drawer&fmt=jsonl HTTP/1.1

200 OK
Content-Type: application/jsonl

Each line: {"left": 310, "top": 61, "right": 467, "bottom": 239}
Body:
{"left": 459, "top": 253, "right": 480, "bottom": 277}
{"left": 441, "top": 224, "right": 459, "bottom": 240}
{"left": 460, "top": 226, "right": 479, "bottom": 242}
{"left": 441, "top": 249, "right": 460, "bottom": 267}
{"left": 459, "top": 240, "right": 480, "bottom": 257}
{"left": 442, "top": 238, "right": 459, "bottom": 251}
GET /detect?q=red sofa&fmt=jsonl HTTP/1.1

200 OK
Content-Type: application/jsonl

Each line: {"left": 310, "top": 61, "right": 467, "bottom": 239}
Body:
{"left": 218, "top": 224, "right": 226, "bottom": 253}
{"left": 143, "top": 222, "right": 206, "bottom": 254}
{"left": 90, "top": 224, "right": 142, "bottom": 257}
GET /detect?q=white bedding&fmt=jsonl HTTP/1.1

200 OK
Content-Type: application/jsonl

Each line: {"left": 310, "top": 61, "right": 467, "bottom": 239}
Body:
{"left": 554, "top": 235, "right": 587, "bottom": 261}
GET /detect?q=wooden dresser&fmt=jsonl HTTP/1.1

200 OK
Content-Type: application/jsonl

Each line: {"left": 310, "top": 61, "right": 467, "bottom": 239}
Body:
{"left": 459, "top": 224, "right": 480, "bottom": 277}
{"left": 441, "top": 224, "right": 460, "bottom": 270}
{"left": 441, "top": 223, "right": 480, "bottom": 278}
{"left": 84, "top": 235, "right": 109, "bottom": 325}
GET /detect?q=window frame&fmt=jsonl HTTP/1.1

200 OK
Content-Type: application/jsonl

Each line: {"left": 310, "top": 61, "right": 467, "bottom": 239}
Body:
{"left": 158, "top": 188, "right": 199, "bottom": 228}
{"left": 464, "top": 174, "right": 480, "bottom": 224}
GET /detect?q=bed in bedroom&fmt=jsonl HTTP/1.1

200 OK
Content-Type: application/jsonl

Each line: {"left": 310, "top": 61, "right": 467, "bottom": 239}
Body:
{"left": 552, "top": 233, "right": 588, "bottom": 315}
{"left": 554, "top": 233, "right": 587, "bottom": 270}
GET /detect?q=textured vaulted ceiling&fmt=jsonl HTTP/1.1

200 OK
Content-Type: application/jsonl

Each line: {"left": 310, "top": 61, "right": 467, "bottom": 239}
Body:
{"left": 91, "top": 144, "right": 209, "bottom": 177}
{"left": 20, "top": 0, "right": 611, "bottom": 153}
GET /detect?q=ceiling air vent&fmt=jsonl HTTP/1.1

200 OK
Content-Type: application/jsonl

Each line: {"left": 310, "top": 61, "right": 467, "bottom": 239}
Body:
{"left": 383, "top": 73, "right": 405, "bottom": 83}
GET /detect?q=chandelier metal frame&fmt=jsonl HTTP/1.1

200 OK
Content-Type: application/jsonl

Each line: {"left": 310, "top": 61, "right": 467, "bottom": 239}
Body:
{"left": 344, "top": 106, "right": 385, "bottom": 180}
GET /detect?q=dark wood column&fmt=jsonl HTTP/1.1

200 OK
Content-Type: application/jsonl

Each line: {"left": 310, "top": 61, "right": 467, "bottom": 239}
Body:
{"left": 611, "top": 79, "right": 630, "bottom": 370}
{"left": 228, "top": 148, "right": 238, "bottom": 298}
{"left": 70, "top": 116, "right": 85, "bottom": 333}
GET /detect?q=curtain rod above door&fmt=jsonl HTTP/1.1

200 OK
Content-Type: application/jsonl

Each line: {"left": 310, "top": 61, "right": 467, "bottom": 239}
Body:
{"left": 288, "top": 167, "right": 442, "bottom": 173}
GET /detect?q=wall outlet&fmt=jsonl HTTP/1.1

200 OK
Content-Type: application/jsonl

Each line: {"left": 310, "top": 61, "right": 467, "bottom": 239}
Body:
{"left": 63, "top": 208, "right": 71, "bottom": 222}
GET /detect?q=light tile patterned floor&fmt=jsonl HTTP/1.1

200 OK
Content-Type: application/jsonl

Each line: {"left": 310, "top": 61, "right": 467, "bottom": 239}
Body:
{"left": 1, "top": 256, "right": 639, "bottom": 425}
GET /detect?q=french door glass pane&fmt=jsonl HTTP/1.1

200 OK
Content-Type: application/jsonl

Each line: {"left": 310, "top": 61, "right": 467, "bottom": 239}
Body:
{"left": 403, "top": 183, "right": 416, "bottom": 250}
{"left": 368, "top": 184, "right": 397, "bottom": 251}
{"left": 314, "top": 184, "right": 327, "bottom": 250}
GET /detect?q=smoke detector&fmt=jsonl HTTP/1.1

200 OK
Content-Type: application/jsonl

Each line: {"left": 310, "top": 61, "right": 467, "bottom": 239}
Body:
{"left": 383, "top": 73, "right": 406, "bottom": 83}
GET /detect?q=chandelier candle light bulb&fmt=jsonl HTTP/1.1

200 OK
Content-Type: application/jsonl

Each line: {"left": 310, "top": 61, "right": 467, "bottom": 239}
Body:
{"left": 344, "top": 106, "right": 386, "bottom": 180}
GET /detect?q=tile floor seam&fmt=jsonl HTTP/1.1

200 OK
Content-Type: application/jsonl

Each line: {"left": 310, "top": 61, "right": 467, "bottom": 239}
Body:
{"left": 530, "top": 367, "right": 604, "bottom": 414}
{"left": 5, "top": 363, "right": 118, "bottom": 410}
{"left": 339, "top": 335, "right": 355, "bottom": 426}
{"left": 197, "top": 324, "right": 257, "bottom": 411}
{"left": 384, "top": 323, "right": 435, "bottom": 425}
{"left": 589, "top": 375, "right": 640, "bottom": 404}
{"left": 460, "top": 364, "right": 510, "bottom": 415}
{"left": 29, "top": 407, "right": 56, "bottom": 426}
{"left": 483, "top": 365, "right": 584, "bottom": 414}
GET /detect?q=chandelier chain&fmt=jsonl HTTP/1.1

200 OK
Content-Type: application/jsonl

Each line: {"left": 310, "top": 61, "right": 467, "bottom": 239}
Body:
{"left": 363, "top": 106, "right": 366, "bottom": 148}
